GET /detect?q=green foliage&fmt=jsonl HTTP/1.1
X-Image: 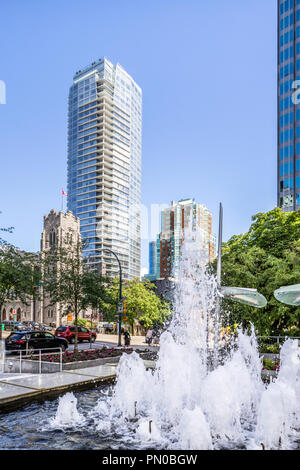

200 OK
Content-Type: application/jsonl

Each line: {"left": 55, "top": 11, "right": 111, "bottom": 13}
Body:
{"left": 123, "top": 279, "right": 170, "bottom": 329}
{"left": 0, "top": 210, "right": 14, "bottom": 246}
{"left": 211, "top": 208, "right": 300, "bottom": 335}
{"left": 0, "top": 247, "right": 40, "bottom": 307}
{"left": 262, "top": 357, "right": 280, "bottom": 371}
{"left": 76, "top": 318, "right": 88, "bottom": 327}
{"left": 0, "top": 245, "right": 41, "bottom": 339}
{"left": 258, "top": 342, "right": 280, "bottom": 354}
{"left": 99, "top": 277, "right": 119, "bottom": 322}
{"left": 75, "top": 318, "right": 98, "bottom": 328}
{"left": 42, "top": 238, "right": 108, "bottom": 350}
{"left": 102, "top": 278, "right": 171, "bottom": 329}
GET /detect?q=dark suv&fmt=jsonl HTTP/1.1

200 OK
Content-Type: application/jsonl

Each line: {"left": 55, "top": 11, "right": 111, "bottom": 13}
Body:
{"left": 55, "top": 325, "right": 96, "bottom": 344}
{"left": 5, "top": 330, "right": 68, "bottom": 353}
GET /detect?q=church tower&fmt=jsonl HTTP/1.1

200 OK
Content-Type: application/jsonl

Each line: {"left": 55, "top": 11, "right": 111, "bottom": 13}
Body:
{"left": 40, "top": 210, "right": 81, "bottom": 326}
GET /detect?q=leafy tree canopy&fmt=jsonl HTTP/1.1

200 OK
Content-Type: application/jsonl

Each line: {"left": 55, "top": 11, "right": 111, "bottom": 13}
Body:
{"left": 0, "top": 210, "right": 14, "bottom": 246}
{"left": 212, "top": 208, "right": 300, "bottom": 336}
{"left": 102, "top": 278, "right": 170, "bottom": 329}
{"left": 42, "top": 238, "right": 109, "bottom": 350}
{"left": 0, "top": 246, "right": 40, "bottom": 339}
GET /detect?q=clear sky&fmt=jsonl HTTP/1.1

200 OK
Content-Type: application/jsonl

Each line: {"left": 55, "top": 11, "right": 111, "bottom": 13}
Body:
{"left": 0, "top": 0, "right": 277, "bottom": 271}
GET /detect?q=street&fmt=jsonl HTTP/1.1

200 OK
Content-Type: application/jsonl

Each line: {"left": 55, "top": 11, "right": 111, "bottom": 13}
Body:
{"left": 1, "top": 331, "right": 158, "bottom": 353}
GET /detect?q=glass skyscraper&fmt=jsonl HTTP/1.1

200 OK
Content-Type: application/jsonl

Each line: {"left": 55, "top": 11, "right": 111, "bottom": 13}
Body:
{"left": 67, "top": 58, "right": 142, "bottom": 279}
{"left": 278, "top": 0, "right": 300, "bottom": 210}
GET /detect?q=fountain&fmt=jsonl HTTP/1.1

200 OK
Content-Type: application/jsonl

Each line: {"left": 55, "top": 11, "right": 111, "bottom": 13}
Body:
{"left": 49, "top": 392, "right": 85, "bottom": 429}
{"left": 82, "top": 210, "right": 299, "bottom": 450}
{"left": 2, "top": 207, "right": 298, "bottom": 450}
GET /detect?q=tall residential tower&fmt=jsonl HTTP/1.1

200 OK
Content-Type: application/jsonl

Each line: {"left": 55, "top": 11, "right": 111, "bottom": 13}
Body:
{"left": 67, "top": 58, "right": 142, "bottom": 279}
{"left": 278, "top": 0, "right": 300, "bottom": 210}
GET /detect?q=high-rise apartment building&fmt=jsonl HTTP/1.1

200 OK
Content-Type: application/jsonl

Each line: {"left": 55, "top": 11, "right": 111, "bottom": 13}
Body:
{"left": 149, "top": 241, "right": 157, "bottom": 278}
{"left": 67, "top": 58, "right": 142, "bottom": 279}
{"left": 143, "top": 241, "right": 157, "bottom": 281}
{"left": 156, "top": 199, "right": 216, "bottom": 279}
{"left": 278, "top": 0, "right": 300, "bottom": 211}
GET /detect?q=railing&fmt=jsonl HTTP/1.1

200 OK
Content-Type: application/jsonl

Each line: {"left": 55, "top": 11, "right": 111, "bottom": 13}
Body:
{"left": 257, "top": 335, "right": 300, "bottom": 344}
{"left": 2, "top": 347, "right": 63, "bottom": 374}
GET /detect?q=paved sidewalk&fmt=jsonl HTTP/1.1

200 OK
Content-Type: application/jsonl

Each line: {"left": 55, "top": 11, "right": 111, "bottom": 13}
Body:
{"left": 0, "top": 359, "right": 155, "bottom": 410}
{"left": 0, "top": 363, "right": 117, "bottom": 410}
{"left": 96, "top": 333, "right": 157, "bottom": 347}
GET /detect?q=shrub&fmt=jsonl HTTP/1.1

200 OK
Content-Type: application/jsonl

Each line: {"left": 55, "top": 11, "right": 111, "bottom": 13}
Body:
{"left": 34, "top": 347, "right": 133, "bottom": 364}
{"left": 259, "top": 343, "right": 280, "bottom": 354}
{"left": 262, "top": 357, "right": 280, "bottom": 371}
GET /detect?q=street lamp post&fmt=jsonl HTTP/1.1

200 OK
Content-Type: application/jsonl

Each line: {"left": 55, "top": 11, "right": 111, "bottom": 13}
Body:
{"left": 213, "top": 203, "right": 267, "bottom": 368}
{"left": 214, "top": 202, "right": 223, "bottom": 366}
{"left": 100, "top": 248, "right": 123, "bottom": 347}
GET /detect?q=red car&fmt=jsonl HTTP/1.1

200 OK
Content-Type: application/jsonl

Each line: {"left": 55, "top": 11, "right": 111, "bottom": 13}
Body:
{"left": 55, "top": 325, "right": 96, "bottom": 344}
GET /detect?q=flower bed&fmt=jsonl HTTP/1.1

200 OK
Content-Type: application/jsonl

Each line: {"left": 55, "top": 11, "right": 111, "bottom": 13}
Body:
{"left": 36, "top": 347, "right": 134, "bottom": 364}
{"left": 262, "top": 357, "right": 280, "bottom": 372}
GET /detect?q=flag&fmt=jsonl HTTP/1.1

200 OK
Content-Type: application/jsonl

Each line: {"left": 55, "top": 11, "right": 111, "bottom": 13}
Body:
{"left": 62, "top": 190, "right": 69, "bottom": 197}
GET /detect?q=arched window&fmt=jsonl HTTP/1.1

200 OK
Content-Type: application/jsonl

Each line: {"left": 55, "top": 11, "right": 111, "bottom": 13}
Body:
{"left": 49, "top": 230, "right": 56, "bottom": 246}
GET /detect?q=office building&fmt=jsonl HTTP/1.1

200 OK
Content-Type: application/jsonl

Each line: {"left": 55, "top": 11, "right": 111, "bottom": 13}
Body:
{"left": 278, "top": 0, "right": 300, "bottom": 210}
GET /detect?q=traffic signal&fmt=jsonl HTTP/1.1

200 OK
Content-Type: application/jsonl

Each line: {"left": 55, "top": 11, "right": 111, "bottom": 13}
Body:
{"left": 122, "top": 299, "right": 127, "bottom": 314}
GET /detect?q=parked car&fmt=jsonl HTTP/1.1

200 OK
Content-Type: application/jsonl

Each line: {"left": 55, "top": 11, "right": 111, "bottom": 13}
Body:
{"left": 21, "top": 321, "right": 40, "bottom": 330}
{"left": 1, "top": 321, "right": 24, "bottom": 331}
{"left": 55, "top": 325, "right": 97, "bottom": 344}
{"left": 2, "top": 321, "right": 15, "bottom": 331}
{"left": 5, "top": 330, "right": 68, "bottom": 353}
{"left": 22, "top": 321, "right": 35, "bottom": 330}
{"left": 14, "top": 322, "right": 28, "bottom": 331}
{"left": 37, "top": 323, "right": 53, "bottom": 332}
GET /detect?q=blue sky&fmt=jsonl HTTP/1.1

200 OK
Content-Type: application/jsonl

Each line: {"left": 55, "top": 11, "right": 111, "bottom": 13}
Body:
{"left": 0, "top": 0, "right": 277, "bottom": 271}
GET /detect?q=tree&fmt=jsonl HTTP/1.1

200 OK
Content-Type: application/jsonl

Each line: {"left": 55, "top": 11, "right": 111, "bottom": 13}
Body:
{"left": 0, "top": 246, "right": 40, "bottom": 340}
{"left": 104, "top": 278, "right": 170, "bottom": 333}
{"left": 0, "top": 210, "right": 14, "bottom": 246}
{"left": 99, "top": 277, "right": 120, "bottom": 324}
{"left": 42, "top": 238, "right": 108, "bottom": 352}
{"left": 211, "top": 208, "right": 300, "bottom": 335}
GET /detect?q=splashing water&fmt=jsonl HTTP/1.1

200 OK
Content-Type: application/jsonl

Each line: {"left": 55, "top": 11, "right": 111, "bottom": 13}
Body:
{"left": 253, "top": 339, "right": 300, "bottom": 450}
{"left": 49, "top": 392, "right": 85, "bottom": 429}
{"left": 52, "top": 225, "right": 300, "bottom": 450}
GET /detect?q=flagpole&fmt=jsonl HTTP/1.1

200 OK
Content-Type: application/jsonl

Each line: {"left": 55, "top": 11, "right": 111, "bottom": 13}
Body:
{"left": 61, "top": 189, "right": 63, "bottom": 213}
